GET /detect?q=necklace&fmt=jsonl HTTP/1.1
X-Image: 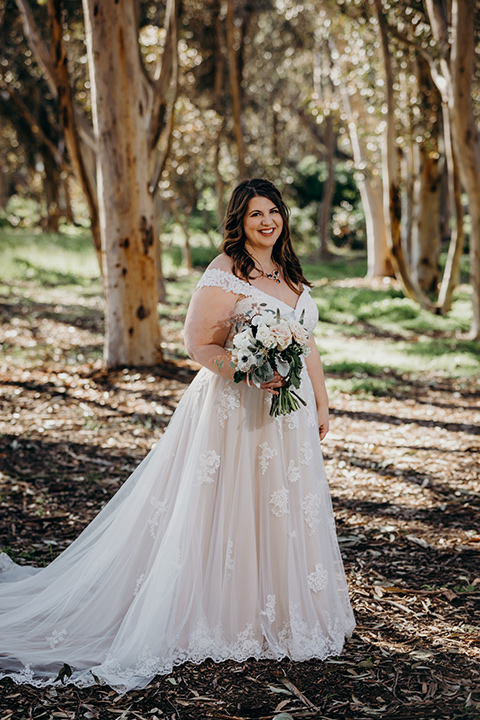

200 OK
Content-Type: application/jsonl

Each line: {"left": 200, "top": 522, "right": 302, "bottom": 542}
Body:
{"left": 265, "top": 268, "right": 281, "bottom": 283}
{"left": 257, "top": 262, "right": 281, "bottom": 284}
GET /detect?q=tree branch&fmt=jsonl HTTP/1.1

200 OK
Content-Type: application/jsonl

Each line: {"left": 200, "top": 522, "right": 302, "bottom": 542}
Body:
{"left": 15, "top": 0, "right": 96, "bottom": 152}
{"left": 0, "top": 81, "right": 71, "bottom": 173}
{"left": 147, "top": 0, "right": 179, "bottom": 151}
{"left": 15, "top": 0, "right": 58, "bottom": 97}
{"left": 47, "top": 0, "right": 99, "bottom": 249}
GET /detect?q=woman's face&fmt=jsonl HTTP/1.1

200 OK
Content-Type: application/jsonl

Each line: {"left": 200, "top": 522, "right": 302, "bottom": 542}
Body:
{"left": 243, "top": 196, "right": 283, "bottom": 255}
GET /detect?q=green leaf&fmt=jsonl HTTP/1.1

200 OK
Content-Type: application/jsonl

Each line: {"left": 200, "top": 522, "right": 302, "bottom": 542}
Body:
{"left": 268, "top": 686, "right": 292, "bottom": 695}
{"left": 54, "top": 663, "right": 73, "bottom": 685}
{"left": 275, "top": 357, "right": 290, "bottom": 376}
{"left": 273, "top": 714, "right": 295, "bottom": 720}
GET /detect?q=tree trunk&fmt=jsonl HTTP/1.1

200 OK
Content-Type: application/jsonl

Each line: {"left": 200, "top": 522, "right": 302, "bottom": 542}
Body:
{"left": 226, "top": 0, "right": 246, "bottom": 179}
{"left": 47, "top": 0, "right": 100, "bottom": 262}
{"left": 60, "top": 174, "right": 75, "bottom": 224}
{"left": 317, "top": 115, "right": 335, "bottom": 260}
{"left": 170, "top": 198, "right": 193, "bottom": 272}
{"left": 448, "top": 0, "right": 480, "bottom": 337}
{"left": 43, "top": 149, "right": 60, "bottom": 232}
{"left": 437, "top": 103, "right": 464, "bottom": 311}
{"left": 153, "top": 193, "right": 167, "bottom": 303}
{"left": 403, "top": 138, "right": 415, "bottom": 266}
{"left": 411, "top": 145, "right": 442, "bottom": 292}
{"left": 155, "top": 236, "right": 167, "bottom": 304}
{"left": 410, "top": 54, "right": 443, "bottom": 293}
{"left": 375, "top": 0, "right": 436, "bottom": 311}
{"left": 83, "top": 0, "right": 162, "bottom": 367}
{"left": 213, "top": 14, "right": 225, "bottom": 227}
{"left": 339, "top": 84, "right": 391, "bottom": 277}
{"left": 214, "top": 135, "right": 225, "bottom": 227}
{"left": 0, "top": 166, "right": 7, "bottom": 210}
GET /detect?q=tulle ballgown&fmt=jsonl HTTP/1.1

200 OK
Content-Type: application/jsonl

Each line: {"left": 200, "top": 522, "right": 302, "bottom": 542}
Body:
{"left": 0, "top": 268, "right": 355, "bottom": 693}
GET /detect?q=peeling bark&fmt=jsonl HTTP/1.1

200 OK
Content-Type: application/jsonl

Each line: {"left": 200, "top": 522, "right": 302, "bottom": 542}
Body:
{"left": 83, "top": 0, "right": 162, "bottom": 367}
{"left": 375, "top": 0, "right": 436, "bottom": 311}
{"left": 410, "top": 56, "right": 443, "bottom": 293}
{"left": 340, "top": 87, "right": 391, "bottom": 277}
{"left": 411, "top": 146, "right": 442, "bottom": 293}
{"left": 448, "top": 0, "right": 480, "bottom": 337}
{"left": 425, "top": 0, "right": 479, "bottom": 333}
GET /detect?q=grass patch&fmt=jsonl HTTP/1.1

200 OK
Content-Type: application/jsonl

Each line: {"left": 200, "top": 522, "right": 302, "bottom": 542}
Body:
{"left": 0, "top": 226, "right": 99, "bottom": 285}
{"left": 1, "top": 226, "right": 478, "bottom": 397}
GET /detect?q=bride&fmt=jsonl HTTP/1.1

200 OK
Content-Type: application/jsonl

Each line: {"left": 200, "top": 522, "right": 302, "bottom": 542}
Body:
{"left": 0, "top": 178, "right": 355, "bottom": 693}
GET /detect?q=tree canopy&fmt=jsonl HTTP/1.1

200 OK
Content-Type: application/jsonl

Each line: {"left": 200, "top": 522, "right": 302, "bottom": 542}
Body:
{"left": 1, "top": 0, "right": 480, "bottom": 364}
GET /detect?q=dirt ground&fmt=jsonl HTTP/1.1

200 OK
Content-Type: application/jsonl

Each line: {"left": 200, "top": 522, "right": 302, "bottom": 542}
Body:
{"left": 0, "top": 284, "right": 479, "bottom": 720}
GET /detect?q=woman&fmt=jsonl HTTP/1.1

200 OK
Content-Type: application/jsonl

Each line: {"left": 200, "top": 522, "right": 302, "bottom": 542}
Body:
{"left": 0, "top": 178, "right": 355, "bottom": 693}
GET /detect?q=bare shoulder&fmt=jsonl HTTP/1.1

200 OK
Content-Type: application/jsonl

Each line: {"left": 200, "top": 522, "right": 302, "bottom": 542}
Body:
{"left": 207, "top": 254, "right": 234, "bottom": 273}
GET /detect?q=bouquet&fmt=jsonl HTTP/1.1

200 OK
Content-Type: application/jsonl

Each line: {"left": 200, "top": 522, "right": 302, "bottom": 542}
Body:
{"left": 230, "top": 305, "right": 310, "bottom": 417}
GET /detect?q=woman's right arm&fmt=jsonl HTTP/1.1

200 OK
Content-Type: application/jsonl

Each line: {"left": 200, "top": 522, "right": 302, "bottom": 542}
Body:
{"left": 184, "top": 285, "right": 285, "bottom": 393}
{"left": 184, "top": 286, "right": 239, "bottom": 380}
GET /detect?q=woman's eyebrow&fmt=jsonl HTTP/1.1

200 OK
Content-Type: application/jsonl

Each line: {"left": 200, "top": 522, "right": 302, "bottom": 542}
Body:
{"left": 248, "top": 206, "right": 277, "bottom": 215}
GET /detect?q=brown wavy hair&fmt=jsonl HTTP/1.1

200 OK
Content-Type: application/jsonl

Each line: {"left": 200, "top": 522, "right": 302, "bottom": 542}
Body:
{"left": 221, "top": 178, "right": 311, "bottom": 293}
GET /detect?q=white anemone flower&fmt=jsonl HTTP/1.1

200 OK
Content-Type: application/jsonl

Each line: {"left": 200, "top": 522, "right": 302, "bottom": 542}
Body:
{"left": 236, "top": 349, "right": 256, "bottom": 372}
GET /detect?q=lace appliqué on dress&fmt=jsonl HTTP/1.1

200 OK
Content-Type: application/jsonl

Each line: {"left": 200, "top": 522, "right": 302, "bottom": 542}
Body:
{"left": 270, "top": 487, "right": 289, "bottom": 518}
{"left": 46, "top": 628, "right": 67, "bottom": 649}
{"left": 133, "top": 573, "right": 145, "bottom": 597}
{"left": 305, "top": 393, "right": 317, "bottom": 429}
{"left": 328, "top": 516, "right": 338, "bottom": 541}
{"left": 308, "top": 564, "right": 329, "bottom": 592}
{"left": 259, "top": 442, "right": 277, "bottom": 475}
{"left": 189, "top": 369, "right": 210, "bottom": 420}
{"left": 287, "top": 460, "right": 300, "bottom": 484}
{"left": 218, "top": 386, "right": 241, "bottom": 428}
{"left": 9, "top": 664, "right": 35, "bottom": 685}
{"left": 195, "top": 450, "right": 221, "bottom": 486}
{"left": 302, "top": 493, "right": 322, "bottom": 535}
{"left": 148, "top": 497, "right": 168, "bottom": 539}
{"left": 275, "top": 411, "right": 299, "bottom": 433}
{"left": 300, "top": 441, "right": 313, "bottom": 467}
{"left": 260, "top": 594, "right": 276, "bottom": 624}
{"left": 225, "top": 539, "right": 234, "bottom": 573}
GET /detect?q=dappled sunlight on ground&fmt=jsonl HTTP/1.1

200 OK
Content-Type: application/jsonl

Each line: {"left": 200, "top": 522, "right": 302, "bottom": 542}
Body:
{"left": 0, "top": 269, "right": 479, "bottom": 718}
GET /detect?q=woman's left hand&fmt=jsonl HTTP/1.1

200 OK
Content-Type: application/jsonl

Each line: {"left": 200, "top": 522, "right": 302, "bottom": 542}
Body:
{"left": 259, "top": 371, "right": 286, "bottom": 395}
{"left": 317, "top": 406, "right": 329, "bottom": 441}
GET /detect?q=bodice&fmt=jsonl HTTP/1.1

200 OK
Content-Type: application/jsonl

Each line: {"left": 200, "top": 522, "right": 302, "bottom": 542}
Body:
{"left": 195, "top": 268, "right": 319, "bottom": 336}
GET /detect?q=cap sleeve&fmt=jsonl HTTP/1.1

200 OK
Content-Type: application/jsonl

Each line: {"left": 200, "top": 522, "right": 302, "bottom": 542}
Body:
{"left": 195, "top": 268, "right": 251, "bottom": 296}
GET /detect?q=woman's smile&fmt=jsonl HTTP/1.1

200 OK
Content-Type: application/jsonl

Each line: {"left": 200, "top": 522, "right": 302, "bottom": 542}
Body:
{"left": 243, "top": 196, "right": 283, "bottom": 250}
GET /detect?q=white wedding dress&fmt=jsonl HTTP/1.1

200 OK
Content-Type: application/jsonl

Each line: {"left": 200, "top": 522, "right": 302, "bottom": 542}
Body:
{"left": 0, "top": 268, "right": 355, "bottom": 693}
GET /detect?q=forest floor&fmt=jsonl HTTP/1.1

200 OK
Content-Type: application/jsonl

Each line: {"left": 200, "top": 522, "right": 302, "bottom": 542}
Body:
{"left": 0, "top": 266, "right": 479, "bottom": 720}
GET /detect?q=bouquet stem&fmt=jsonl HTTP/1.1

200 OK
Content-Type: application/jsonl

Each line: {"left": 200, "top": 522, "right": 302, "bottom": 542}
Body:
{"left": 269, "top": 386, "right": 307, "bottom": 417}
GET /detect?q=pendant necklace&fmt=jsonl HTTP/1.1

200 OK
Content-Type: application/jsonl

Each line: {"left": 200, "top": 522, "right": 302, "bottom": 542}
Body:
{"left": 257, "top": 262, "right": 281, "bottom": 284}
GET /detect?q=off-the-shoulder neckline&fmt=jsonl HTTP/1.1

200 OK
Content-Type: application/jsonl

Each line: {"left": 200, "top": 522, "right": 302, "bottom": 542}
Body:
{"left": 203, "top": 267, "right": 309, "bottom": 312}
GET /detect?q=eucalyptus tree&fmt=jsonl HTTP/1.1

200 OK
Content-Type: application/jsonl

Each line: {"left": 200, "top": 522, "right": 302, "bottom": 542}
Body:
{"left": 424, "top": 0, "right": 480, "bottom": 337}
{"left": 13, "top": 0, "right": 180, "bottom": 367}
{"left": 368, "top": 0, "right": 480, "bottom": 335}
{"left": 0, "top": 2, "right": 71, "bottom": 229}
